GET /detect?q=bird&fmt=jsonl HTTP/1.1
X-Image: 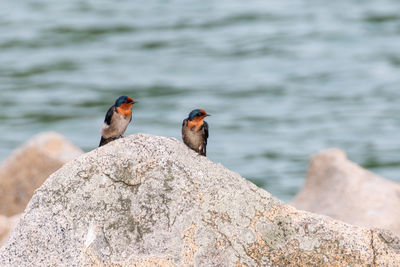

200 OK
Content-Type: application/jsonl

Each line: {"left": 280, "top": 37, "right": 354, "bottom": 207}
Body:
{"left": 182, "top": 109, "right": 210, "bottom": 156}
{"left": 99, "top": 96, "right": 136, "bottom": 147}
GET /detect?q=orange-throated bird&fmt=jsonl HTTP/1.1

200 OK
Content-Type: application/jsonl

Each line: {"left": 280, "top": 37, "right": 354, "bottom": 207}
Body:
{"left": 182, "top": 109, "right": 210, "bottom": 156}
{"left": 99, "top": 96, "right": 137, "bottom": 147}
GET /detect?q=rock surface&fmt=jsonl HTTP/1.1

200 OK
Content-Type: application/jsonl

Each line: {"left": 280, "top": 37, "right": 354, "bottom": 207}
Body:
{"left": 1, "top": 135, "right": 400, "bottom": 266}
{"left": 0, "top": 214, "right": 20, "bottom": 246}
{"left": 292, "top": 148, "right": 400, "bottom": 237}
{"left": 0, "top": 132, "right": 83, "bottom": 216}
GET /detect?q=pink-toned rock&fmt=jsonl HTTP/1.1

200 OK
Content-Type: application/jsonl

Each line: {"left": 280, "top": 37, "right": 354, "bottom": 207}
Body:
{"left": 0, "top": 132, "right": 83, "bottom": 216}
{"left": 0, "top": 214, "right": 20, "bottom": 246}
{"left": 292, "top": 148, "right": 400, "bottom": 236}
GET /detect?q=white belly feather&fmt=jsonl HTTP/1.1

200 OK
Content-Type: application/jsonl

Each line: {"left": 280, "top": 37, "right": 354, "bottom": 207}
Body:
{"left": 101, "top": 112, "right": 131, "bottom": 138}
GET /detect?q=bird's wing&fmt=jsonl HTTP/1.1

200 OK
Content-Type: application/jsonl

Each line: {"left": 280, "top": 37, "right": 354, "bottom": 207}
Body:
{"left": 104, "top": 106, "right": 114, "bottom": 125}
{"left": 202, "top": 121, "right": 209, "bottom": 156}
{"left": 203, "top": 121, "right": 209, "bottom": 144}
{"left": 181, "top": 119, "right": 188, "bottom": 142}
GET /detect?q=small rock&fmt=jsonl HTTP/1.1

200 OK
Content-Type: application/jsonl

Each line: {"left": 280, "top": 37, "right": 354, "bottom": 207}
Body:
{"left": 292, "top": 148, "right": 400, "bottom": 237}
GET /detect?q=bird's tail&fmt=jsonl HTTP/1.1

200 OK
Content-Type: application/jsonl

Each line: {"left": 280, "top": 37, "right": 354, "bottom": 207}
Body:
{"left": 99, "top": 136, "right": 121, "bottom": 147}
{"left": 99, "top": 136, "right": 108, "bottom": 147}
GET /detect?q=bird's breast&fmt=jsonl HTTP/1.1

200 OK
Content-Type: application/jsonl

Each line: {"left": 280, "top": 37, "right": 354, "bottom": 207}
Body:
{"left": 117, "top": 106, "right": 132, "bottom": 117}
{"left": 182, "top": 125, "right": 204, "bottom": 150}
{"left": 101, "top": 112, "right": 131, "bottom": 138}
{"left": 187, "top": 120, "right": 204, "bottom": 131}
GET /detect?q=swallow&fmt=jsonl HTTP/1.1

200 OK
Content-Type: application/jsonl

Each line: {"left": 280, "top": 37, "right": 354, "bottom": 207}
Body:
{"left": 99, "top": 96, "right": 137, "bottom": 147}
{"left": 182, "top": 109, "right": 210, "bottom": 156}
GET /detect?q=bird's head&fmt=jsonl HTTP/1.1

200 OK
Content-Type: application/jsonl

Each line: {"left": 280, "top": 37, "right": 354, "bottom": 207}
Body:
{"left": 115, "top": 96, "right": 136, "bottom": 107}
{"left": 115, "top": 96, "right": 136, "bottom": 116}
{"left": 188, "top": 109, "right": 210, "bottom": 121}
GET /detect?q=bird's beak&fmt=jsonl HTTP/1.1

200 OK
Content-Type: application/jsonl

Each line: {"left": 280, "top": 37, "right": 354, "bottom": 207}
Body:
{"left": 205, "top": 114, "right": 211, "bottom": 117}
{"left": 129, "top": 100, "right": 137, "bottom": 104}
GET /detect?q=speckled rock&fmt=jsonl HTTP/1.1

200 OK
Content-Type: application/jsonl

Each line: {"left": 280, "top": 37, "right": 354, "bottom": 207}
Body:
{"left": 0, "top": 214, "right": 20, "bottom": 246}
{"left": 0, "top": 131, "right": 83, "bottom": 216}
{"left": 292, "top": 148, "right": 400, "bottom": 237}
{"left": 1, "top": 134, "right": 400, "bottom": 266}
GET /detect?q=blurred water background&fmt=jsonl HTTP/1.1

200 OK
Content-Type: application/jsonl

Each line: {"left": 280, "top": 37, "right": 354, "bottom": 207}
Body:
{"left": 1, "top": 0, "right": 400, "bottom": 202}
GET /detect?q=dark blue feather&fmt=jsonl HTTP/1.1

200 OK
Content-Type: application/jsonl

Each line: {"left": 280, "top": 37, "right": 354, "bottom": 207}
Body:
{"left": 188, "top": 109, "right": 202, "bottom": 121}
{"left": 115, "top": 96, "right": 128, "bottom": 107}
{"left": 104, "top": 106, "right": 114, "bottom": 125}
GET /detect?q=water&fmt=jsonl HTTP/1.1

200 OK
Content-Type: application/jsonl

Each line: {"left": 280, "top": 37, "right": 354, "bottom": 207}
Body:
{"left": 1, "top": 0, "right": 400, "bottom": 202}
